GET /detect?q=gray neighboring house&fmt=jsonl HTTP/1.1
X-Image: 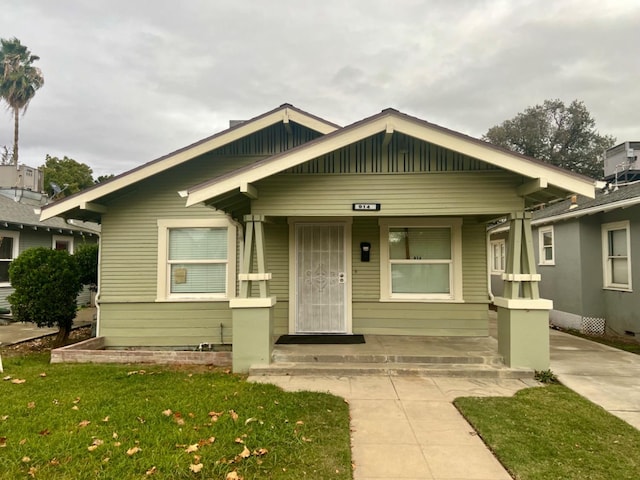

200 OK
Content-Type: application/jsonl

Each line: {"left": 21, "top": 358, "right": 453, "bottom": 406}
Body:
{"left": 0, "top": 165, "right": 100, "bottom": 311}
{"left": 490, "top": 181, "right": 640, "bottom": 339}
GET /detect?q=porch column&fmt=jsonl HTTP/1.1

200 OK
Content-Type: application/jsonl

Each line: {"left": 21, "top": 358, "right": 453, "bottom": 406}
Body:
{"left": 230, "top": 215, "right": 277, "bottom": 373}
{"left": 494, "top": 212, "right": 552, "bottom": 370}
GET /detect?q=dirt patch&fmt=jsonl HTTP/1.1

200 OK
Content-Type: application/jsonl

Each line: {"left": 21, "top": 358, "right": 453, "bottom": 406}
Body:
{"left": 0, "top": 326, "right": 92, "bottom": 356}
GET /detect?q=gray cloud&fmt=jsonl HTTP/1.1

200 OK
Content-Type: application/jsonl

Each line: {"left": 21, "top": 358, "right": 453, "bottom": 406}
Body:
{"left": 0, "top": 0, "right": 638, "bottom": 177}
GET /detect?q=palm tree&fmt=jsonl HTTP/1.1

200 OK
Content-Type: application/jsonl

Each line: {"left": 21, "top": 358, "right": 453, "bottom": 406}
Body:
{"left": 0, "top": 38, "right": 44, "bottom": 165}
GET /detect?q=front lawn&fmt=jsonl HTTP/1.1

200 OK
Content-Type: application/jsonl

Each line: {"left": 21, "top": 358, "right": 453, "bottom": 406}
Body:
{"left": 0, "top": 353, "right": 352, "bottom": 479}
{"left": 455, "top": 385, "right": 640, "bottom": 480}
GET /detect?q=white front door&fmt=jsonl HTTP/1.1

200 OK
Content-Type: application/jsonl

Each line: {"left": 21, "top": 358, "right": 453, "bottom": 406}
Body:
{"left": 295, "top": 223, "right": 347, "bottom": 333}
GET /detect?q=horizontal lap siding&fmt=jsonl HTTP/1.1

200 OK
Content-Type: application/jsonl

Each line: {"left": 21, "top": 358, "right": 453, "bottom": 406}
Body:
{"left": 98, "top": 154, "right": 266, "bottom": 344}
{"left": 99, "top": 302, "right": 232, "bottom": 347}
{"left": 461, "top": 218, "right": 489, "bottom": 302}
{"left": 352, "top": 302, "right": 488, "bottom": 336}
{"left": 252, "top": 172, "right": 523, "bottom": 216}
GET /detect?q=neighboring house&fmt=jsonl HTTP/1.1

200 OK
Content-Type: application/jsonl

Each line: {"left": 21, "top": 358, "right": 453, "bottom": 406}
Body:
{"left": 0, "top": 181, "right": 100, "bottom": 310}
{"left": 491, "top": 141, "right": 640, "bottom": 341}
{"left": 41, "top": 104, "right": 596, "bottom": 371}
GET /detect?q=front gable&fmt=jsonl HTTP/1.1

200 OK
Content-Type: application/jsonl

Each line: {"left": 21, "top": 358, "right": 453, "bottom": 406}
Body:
{"left": 185, "top": 109, "right": 596, "bottom": 212}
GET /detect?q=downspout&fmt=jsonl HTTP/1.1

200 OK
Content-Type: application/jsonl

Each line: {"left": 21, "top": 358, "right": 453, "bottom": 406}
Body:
{"left": 487, "top": 228, "right": 494, "bottom": 303}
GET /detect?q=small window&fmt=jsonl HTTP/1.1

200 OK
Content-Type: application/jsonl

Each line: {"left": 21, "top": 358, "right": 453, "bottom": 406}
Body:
{"left": 379, "top": 218, "right": 462, "bottom": 301}
{"left": 0, "top": 231, "right": 19, "bottom": 285}
{"left": 157, "top": 219, "right": 236, "bottom": 301}
{"left": 52, "top": 235, "right": 74, "bottom": 253}
{"left": 538, "top": 226, "right": 554, "bottom": 265}
{"left": 490, "top": 239, "right": 506, "bottom": 273}
{"left": 602, "top": 221, "right": 632, "bottom": 291}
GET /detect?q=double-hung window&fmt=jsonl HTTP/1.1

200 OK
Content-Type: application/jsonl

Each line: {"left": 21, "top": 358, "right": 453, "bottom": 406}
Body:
{"left": 602, "top": 221, "right": 631, "bottom": 291}
{"left": 379, "top": 218, "right": 462, "bottom": 301}
{"left": 538, "top": 226, "right": 554, "bottom": 265}
{"left": 490, "top": 239, "right": 506, "bottom": 273}
{"left": 0, "top": 231, "right": 19, "bottom": 286}
{"left": 157, "top": 219, "right": 236, "bottom": 300}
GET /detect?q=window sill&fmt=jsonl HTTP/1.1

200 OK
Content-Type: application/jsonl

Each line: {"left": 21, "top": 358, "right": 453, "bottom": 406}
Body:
{"left": 538, "top": 262, "right": 555, "bottom": 266}
{"left": 155, "top": 297, "right": 231, "bottom": 303}
{"left": 603, "top": 287, "right": 633, "bottom": 293}
{"left": 379, "top": 297, "right": 464, "bottom": 303}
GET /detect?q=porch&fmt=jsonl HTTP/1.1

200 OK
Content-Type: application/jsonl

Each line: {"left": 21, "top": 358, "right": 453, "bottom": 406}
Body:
{"left": 250, "top": 313, "right": 534, "bottom": 379}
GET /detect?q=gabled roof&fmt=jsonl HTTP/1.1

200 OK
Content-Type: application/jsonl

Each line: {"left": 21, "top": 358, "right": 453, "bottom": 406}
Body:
{"left": 532, "top": 181, "right": 640, "bottom": 225}
{"left": 0, "top": 194, "right": 99, "bottom": 235}
{"left": 185, "top": 108, "right": 596, "bottom": 207}
{"left": 40, "top": 104, "right": 339, "bottom": 221}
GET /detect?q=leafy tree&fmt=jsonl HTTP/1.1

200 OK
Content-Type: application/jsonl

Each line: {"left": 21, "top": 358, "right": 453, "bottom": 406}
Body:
{"left": 483, "top": 99, "right": 615, "bottom": 178}
{"left": 42, "top": 154, "right": 94, "bottom": 198}
{"left": 74, "top": 243, "right": 99, "bottom": 292}
{"left": 0, "top": 37, "right": 44, "bottom": 165}
{"left": 95, "top": 174, "right": 115, "bottom": 184}
{"left": 8, "top": 247, "right": 82, "bottom": 346}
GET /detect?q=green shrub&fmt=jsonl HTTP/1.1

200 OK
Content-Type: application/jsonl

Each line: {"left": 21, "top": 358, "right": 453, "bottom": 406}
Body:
{"left": 8, "top": 247, "right": 82, "bottom": 345}
{"left": 74, "top": 242, "right": 98, "bottom": 291}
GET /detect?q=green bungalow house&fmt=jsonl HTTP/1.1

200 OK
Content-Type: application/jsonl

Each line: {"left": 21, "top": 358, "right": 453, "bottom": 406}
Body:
{"left": 41, "top": 104, "right": 596, "bottom": 372}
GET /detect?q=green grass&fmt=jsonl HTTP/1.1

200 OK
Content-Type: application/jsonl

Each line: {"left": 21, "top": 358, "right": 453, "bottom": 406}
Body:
{"left": 0, "top": 353, "right": 352, "bottom": 479}
{"left": 455, "top": 385, "right": 640, "bottom": 480}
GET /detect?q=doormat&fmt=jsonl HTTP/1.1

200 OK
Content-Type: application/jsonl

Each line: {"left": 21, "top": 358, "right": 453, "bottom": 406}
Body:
{"left": 275, "top": 334, "right": 365, "bottom": 345}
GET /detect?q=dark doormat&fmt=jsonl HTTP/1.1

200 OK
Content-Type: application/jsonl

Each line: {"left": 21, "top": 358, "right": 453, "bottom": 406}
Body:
{"left": 275, "top": 334, "right": 365, "bottom": 345}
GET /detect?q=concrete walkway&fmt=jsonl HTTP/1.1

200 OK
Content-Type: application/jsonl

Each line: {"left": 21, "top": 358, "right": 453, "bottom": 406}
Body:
{"left": 0, "top": 307, "right": 95, "bottom": 346}
{"left": 250, "top": 374, "right": 537, "bottom": 479}
{"left": 550, "top": 328, "right": 640, "bottom": 429}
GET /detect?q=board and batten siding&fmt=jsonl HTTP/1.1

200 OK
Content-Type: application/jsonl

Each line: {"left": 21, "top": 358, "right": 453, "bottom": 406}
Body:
{"left": 252, "top": 171, "right": 524, "bottom": 217}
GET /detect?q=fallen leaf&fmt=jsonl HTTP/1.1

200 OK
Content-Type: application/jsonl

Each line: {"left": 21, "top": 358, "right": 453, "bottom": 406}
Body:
{"left": 295, "top": 420, "right": 304, "bottom": 425}
{"left": 112, "top": 432, "right": 118, "bottom": 439}
{"left": 244, "top": 417, "right": 257, "bottom": 425}
{"left": 20, "top": 439, "right": 26, "bottom": 445}
{"left": 145, "top": 466, "right": 157, "bottom": 476}
{"left": 229, "top": 410, "right": 239, "bottom": 421}
{"left": 27, "top": 466, "right": 37, "bottom": 477}
{"left": 189, "top": 463, "right": 203, "bottom": 473}
{"left": 88, "top": 445, "right": 99, "bottom": 452}
{"left": 126, "top": 446, "right": 141, "bottom": 456}
{"left": 234, "top": 437, "right": 244, "bottom": 444}
{"left": 39, "top": 373, "right": 47, "bottom": 377}
{"left": 193, "top": 455, "right": 201, "bottom": 463}
{"left": 73, "top": 397, "right": 81, "bottom": 404}
{"left": 11, "top": 379, "right": 26, "bottom": 384}
{"left": 78, "top": 420, "right": 91, "bottom": 428}
{"left": 226, "top": 471, "right": 243, "bottom": 480}
{"left": 2, "top": 375, "right": 11, "bottom": 381}
{"left": 188, "top": 412, "right": 195, "bottom": 418}
{"left": 302, "top": 436, "right": 312, "bottom": 442}
{"left": 27, "top": 402, "right": 35, "bottom": 409}
{"left": 0, "top": 437, "right": 6, "bottom": 447}
{"left": 49, "top": 458, "right": 60, "bottom": 466}
{"left": 184, "top": 444, "right": 198, "bottom": 453}
{"left": 113, "top": 441, "right": 122, "bottom": 447}
{"left": 39, "top": 429, "right": 50, "bottom": 436}
{"left": 102, "top": 457, "right": 110, "bottom": 463}
{"left": 162, "top": 409, "right": 173, "bottom": 417}
{"left": 1, "top": 415, "right": 8, "bottom": 421}
{"left": 137, "top": 416, "right": 146, "bottom": 424}
{"left": 71, "top": 405, "right": 79, "bottom": 411}
{"left": 92, "top": 439, "right": 104, "bottom": 446}
{"left": 253, "top": 448, "right": 268, "bottom": 456}
{"left": 22, "top": 456, "right": 31, "bottom": 463}
{"left": 102, "top": 416, "right": 110, "bottom": 423}
{"left": 239, "top": 446, "right": 250, "bottom": 459}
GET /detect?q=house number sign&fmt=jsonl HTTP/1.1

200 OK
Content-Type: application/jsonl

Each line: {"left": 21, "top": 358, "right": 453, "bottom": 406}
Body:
{"left": 352, "top": 203, "right": 381, "bottom": 211}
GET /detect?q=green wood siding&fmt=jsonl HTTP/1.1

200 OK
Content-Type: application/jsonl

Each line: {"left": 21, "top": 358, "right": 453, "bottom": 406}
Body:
{"left": 252, "top": 172, "right": 524, "bottom": 216}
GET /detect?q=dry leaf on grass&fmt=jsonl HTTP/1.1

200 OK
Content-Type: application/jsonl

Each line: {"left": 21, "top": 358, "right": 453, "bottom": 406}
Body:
{"left": 78, "top": 420, "right": 91, "bottom": 428}
{"left": 226, "top": 471, "right": 243, "bottom": 480}
{"left": 126, "top": 446, "right": 141, "bottom": 456}
{"left": 22, "top": 456, "right": 31, "bottom": 463}
{"left": 38, "top": 429, "right": 50, "bottom": 436}
{"left": 39, "top": 373, "right": 47, "bottom": 377}
{"left": 11, "top": 379, "right": 26, "bottom": 384}
{"left": 71, "top": 406, "right": 79, "bottom": 411}
{"left": 102, "top": 416, "right": 110, "bottom": 422}
{"left": 145, "top": 466, "right": 157, "bottom": 476}
{"left": 239, "top": 446, "right": 251, "bottom": 459}
{"left": 88, "top": 445, "right": 98, "bottom": 452}
{"left": 189, "top": 463, "right": 203, "bottom": 473}
{"left": 229, "top": 410, "right": 239, "bottom": 421}
{"left": 184, "top": 444, "right": 199, "bottom": 453}
{"left": 27, "top": 402, "right": 35, "bottom": 409}
{"left": 162, "top": 409, "right": 173, "bottom": 416}
{"left": 0, "top": 437, "right": 6, "bottom": 447}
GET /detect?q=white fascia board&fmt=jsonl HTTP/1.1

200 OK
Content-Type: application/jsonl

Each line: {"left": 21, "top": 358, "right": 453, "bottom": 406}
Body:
{"left": 393, "top": 117, "right": 596, "bottom": 199}
{"left": 41, "top": 107, "right": 338, "bottom": 221}
{"left": 185, "top": 117, "right": 388, "bottom": 206}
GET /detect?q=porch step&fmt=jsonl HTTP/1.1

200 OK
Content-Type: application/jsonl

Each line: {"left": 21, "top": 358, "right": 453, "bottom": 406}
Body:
{"left": 272, "top": 352, "right": 505, "bottom": 365}
{"left": 249, "top": 362, "right": 534, "bottom": 379}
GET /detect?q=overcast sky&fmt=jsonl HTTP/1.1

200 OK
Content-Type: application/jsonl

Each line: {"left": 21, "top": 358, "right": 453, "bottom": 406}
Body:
{"left": 1, "top": 0, "right": 638, "bottom": 177}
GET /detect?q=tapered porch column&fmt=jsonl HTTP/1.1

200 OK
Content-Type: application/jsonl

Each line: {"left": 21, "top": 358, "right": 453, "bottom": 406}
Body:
{"left": 494, "top": 212, "right": 552, "bottom": 370}
{"left": 230, "top": 215, "right": 276, "bottom": 373}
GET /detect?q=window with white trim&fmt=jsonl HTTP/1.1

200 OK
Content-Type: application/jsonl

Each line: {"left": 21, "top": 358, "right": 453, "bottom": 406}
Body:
{"left": 157, "top": 219, "right": 236, "bottom": 301}
{"left": 379, "top": 218, "right": 462, "bottom": 301}
{"left": 490, "top": 239, "right": 506, "bottom": 273}
{"left": 52, "top": 234, "right": 74, "bottom": 253}
{"left": 538, "top": 226, "right": 554, "bottom": 265}
{"left": 602, "top": 221, "right": 632, "bottom": 291}
{"left": 0, "top": 231, "right": 19, "bottom": 285}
